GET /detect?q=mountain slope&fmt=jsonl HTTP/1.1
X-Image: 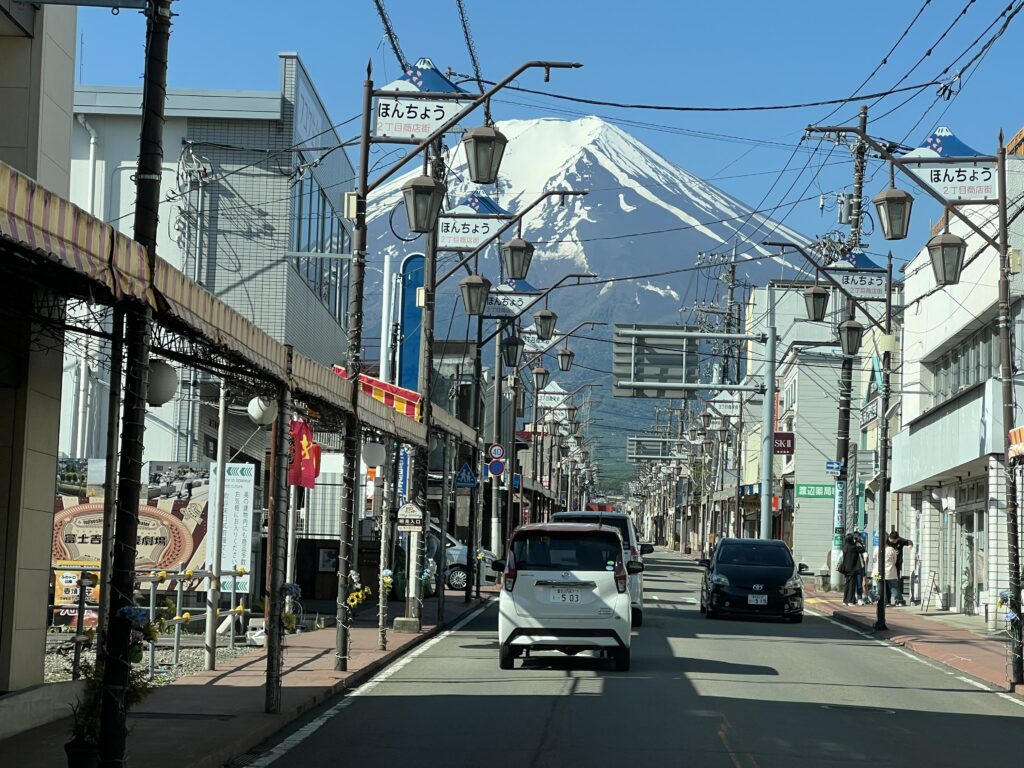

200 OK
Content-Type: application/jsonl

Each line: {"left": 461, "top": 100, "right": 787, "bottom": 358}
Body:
{"left": 364, "top": 116, "right": 808, "bottom": 488}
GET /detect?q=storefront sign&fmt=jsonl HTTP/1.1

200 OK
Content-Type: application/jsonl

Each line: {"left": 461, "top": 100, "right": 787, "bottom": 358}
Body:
{"left": 796, "top": 483, "right": 835, "bottom": 498}
{"left": 773, "top": 432, "right": 795, "bottom": 455}
{"left": 860, "top": 398, "right": 879, "bottom": 429}
{"left": 907, "top": 161, "right": 997, "bottom": 202}
{"left": 484, "top": 288, "right": 541, "bottom": 319}
{"left": 437, "top": 216, "right": 497, "bottom": 251}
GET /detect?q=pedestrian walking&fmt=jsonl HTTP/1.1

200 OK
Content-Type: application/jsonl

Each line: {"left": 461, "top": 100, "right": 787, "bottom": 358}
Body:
{"left": 839, "top": 532, "right": 866, "bottom": 605}
{"left": 854, "top": 531, "right": 868, "bottom": 605}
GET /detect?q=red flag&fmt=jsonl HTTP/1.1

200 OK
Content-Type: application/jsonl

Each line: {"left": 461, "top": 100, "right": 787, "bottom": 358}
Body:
{"left": 288, "top": 419, "right": 318, "bottom": 489}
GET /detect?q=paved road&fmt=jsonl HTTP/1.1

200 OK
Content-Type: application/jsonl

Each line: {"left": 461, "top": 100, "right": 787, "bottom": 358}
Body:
{"left": 240, "top": 551, "right": 1024, "bottom": 768}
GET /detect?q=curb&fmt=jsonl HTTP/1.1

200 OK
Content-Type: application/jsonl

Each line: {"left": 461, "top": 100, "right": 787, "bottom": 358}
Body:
{"left": 212, "top": 597, "right": 493, "bottom": 768}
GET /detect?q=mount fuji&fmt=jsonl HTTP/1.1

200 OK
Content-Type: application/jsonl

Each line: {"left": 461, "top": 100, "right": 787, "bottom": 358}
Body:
{"left": 364, "top": 116, "right": 808, "bottom": 487}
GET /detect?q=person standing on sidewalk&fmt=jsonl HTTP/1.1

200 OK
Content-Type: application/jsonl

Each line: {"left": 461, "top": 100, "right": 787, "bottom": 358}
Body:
{"left": 840, "top": 533, "right": 866, "bottom": 606}
{"left": 887, "top": 530, "right": 912, "bottom": 605}
{"left": 884, "top": 540, "right": 906, "bottom": 606}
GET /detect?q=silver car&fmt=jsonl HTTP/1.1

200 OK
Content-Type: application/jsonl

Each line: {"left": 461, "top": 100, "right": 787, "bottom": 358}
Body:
{"left": 550, "top": 511, "right": 653, "bottom": 626}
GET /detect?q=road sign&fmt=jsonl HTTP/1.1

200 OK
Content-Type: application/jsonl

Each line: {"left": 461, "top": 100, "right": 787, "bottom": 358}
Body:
{"left": 833, "top": 480, "right": 847, "bottom": 529}
{"left": 488, "top": 443, "right": 505, "bottom": 460}
{"left": 488, "top": 459, "right": 505, "bottom": 477}
{"left": 438, "top": 215, "right": 498, "bottom": 251}
{"left": 826, "top": 268, "right": 888, "bottom": 301}
{"left": 455, "top": 463, "right": 478, "bottom": 488}
{"left": 612, "top": 323, "right": 700, "bottom": 399}
{"left": 372, "top": 82, "right": 465, "bottom": 141}
{"left": 773, "top": 432, "right": 795, "bottom": 455}
{"left": 396, "top": 502, "right": 423, "bottom": 532}
{"left": 825, "top": 460, "right": 842, "bottom": 476}
{"left": 513, "top": 473, "right": 521, "bottom": 490}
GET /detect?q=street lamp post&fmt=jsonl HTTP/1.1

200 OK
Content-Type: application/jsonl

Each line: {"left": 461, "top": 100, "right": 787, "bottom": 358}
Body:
{"left": 800, "top": 123, "right": 1021, "bottom": 670}
{"left": 345, "top": 60, "right": 581, "bottom": 638}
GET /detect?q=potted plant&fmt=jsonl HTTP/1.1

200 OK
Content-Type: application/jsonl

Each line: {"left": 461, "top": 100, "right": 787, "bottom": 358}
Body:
{"left": 65, "top": 606, "right": 158, "bottom": 767}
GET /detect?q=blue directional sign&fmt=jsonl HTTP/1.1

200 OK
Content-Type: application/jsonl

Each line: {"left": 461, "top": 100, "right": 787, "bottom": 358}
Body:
{"left": 455, "top": 463, "right": 478, "bottom": 488}
{"left": 825, "top": 460, "right": 842, "bottom": 476}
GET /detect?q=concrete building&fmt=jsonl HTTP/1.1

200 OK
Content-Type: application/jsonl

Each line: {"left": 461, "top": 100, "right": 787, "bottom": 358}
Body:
{"left": 0, "top": 1, "right": 76, "bottom": 702}
{"left": 890, "top": 142, "right": 1024, "bottom": 621}
{"left": 63, "top": 52, "right": 354, "bottom": 466}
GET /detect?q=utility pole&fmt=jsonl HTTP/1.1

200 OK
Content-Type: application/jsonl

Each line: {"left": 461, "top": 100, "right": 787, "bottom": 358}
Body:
{"left": 830, "top": 105, "right": 868, "bottom": 592}
{"left": 489, "top": 325, "right": 504, "bottom": 556}
{"left": 759, "top": 291, "right": 777, "bottom": 540}
{"left": 98, "top": 2, "right": 171, "bottom": 763}
{"left": 335, "top": 65, "right": 374, "bottom": 671}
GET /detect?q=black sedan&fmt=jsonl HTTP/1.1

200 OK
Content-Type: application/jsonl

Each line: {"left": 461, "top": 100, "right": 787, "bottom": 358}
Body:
{"left": 698, "top": 538, "right": 808, "bottom": 622}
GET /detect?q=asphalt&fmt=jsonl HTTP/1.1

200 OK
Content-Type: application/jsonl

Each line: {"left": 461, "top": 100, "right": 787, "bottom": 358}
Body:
{"left": 237, "top": 550, "right": 1024, "bottom": 768}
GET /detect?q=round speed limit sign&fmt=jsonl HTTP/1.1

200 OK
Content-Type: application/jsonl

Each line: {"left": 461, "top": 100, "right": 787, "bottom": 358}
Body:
{"left": 488, "top": 443, "right": 505, "bottom": 460}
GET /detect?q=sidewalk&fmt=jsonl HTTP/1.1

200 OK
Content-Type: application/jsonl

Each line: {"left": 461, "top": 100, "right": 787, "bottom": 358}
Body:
{"left": 805, "top": 582, "right": 1018, "bottom": 694}
{"left": 1, "top": 589, "right": 494, "bottom": 768}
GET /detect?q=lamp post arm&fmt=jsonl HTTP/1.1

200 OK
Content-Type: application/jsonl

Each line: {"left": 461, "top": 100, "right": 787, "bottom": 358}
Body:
{"left": 764, "top": 240, "right": 888, "bottom": 333}
{"left": 436, "top": 190, "right": 589, "bottom": 286}
{"left": 493, "top": 318, "right": 605, "bottom": 358}
{"left": 367, "top": 61, "right": 582, "bottom": 195}
{"left": 481, "top": 276, "right": 598, "bottom": 351}
{"left": 806, "top": 125, "right": 1001, "bottom": 253}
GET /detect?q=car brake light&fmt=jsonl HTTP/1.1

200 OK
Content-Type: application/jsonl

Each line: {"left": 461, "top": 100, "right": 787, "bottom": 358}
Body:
{"left": 504, "top": 551, "right": 517, "bottom": 592}
{"left": 614, "top": 558, "right": 628, "bottom": 594}
{"left": 630, "top": 545, "right": 639, "bottom": 560}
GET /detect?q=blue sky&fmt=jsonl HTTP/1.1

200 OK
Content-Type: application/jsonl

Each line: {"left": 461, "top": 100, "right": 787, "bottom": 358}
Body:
{"left": 78, "top": 0, "right": 1024, "bottom": 261}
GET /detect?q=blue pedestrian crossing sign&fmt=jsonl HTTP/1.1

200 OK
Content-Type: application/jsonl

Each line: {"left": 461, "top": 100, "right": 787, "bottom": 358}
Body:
{"left": 455, "top": 463, "right": 478, "bottom": 488}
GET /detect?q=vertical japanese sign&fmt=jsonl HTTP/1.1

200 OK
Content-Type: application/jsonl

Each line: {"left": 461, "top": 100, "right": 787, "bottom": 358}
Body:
{"left": 398, "top": 254, "right": 425, "bottom": 391}
{"left": 209, "top": 463, "right": 255, "bottom": 593}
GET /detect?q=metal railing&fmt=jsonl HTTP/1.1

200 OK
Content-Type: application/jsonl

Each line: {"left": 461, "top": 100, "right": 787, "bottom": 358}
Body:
{"left": 50, "top": 564, "right": 251, "bottom": 679}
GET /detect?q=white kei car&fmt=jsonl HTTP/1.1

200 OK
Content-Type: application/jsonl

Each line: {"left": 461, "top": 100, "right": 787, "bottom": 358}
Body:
{"left": 493, "top": 523, "right": 643, "bottom": 671}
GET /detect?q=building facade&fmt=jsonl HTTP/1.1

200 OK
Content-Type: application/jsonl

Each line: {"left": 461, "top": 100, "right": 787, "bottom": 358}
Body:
{"left": 62, "top": 52, "right": 354, "bottom": 466}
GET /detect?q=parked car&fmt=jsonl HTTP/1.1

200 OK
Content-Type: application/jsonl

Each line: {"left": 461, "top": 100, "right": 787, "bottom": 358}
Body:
{"left": 698, "top": 537, "right": 807, "bottom": 622}
{"left": 550, "top": 510, "right": 653, "bottom": 626}
{"left": 493, "top": 523, "right": 642, "bottom": 671}
{"left": 428, "top": 523, "right": 498, "bottom": 590}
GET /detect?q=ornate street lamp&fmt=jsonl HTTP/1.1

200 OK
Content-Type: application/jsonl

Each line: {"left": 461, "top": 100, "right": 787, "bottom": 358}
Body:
{"left": 688, "top": 425, "right": 698, "bottom": 442}
{"left": 566, "top": 404, "right": 578, "bottom": 424}
{"left": 401, "top": 174, "right": 447, "bottom": 233}
{"left": 717, "top": 417, "right": 729, "bottom": 441}
{"left": 501, "top": 334, "right": 525, "bottom": 368}
{"left": 557, "top": 345, "right": 575, "bottom": 372}
{"left": 873, "top": 185, "right": 914, "bottom": 241}
{"left": 700, "top": 411, "right": 712, "bottom": 431}
{"left": 500, "top": 237, "right": 535, "bottom": 281}
{"left": 462, "top": 125, "right": 508, "bottom": 185}
{"left": 533, "top": 308, "right": 557, "bottom": 341}
{"left": 927, "top": 230, "right": 967, "bottom": 287}
{"left": 803, "top": 286, "right": 829, "bottom": 323}
{"left": 458, "top": 273, "right": 491, "bottom": 316}
{"left": 839, "top": 319, "right": 864, "bottom": 356}
{"left": 532, "top": 366, "right": 550, "bottom": 391}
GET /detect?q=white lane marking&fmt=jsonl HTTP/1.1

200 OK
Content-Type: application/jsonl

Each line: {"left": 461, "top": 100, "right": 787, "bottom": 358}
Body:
{"left": 245, "top": 602, "right": 493, "bottom": 767}
{"left": 957, "top": 675, "right": 992, "bottom": 691}
{"left": 996, "top": 692, "right": 1024, "bottom": 708}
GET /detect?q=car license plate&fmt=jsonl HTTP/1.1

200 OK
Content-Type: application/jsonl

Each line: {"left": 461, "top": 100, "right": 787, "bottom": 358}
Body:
{"left": 551, "top": 588, "right": 581, "bottom": 604}
{"left": 748, "top": 594, "right": 768, "bottom": 606}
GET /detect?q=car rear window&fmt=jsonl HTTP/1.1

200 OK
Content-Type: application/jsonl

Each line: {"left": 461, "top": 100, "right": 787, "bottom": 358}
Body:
{"left": 511, "top": 531, "right": 622, "bottom": 571}
{"left": 716, "top": 544, "right": 794, "bottom": 567}
{"left": 554, "top": 515, "right": 631, "bottom": 547}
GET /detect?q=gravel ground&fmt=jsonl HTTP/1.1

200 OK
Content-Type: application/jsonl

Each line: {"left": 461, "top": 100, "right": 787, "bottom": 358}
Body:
{"left": 44, "top": 642, "right": 256, "bottom": 684}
